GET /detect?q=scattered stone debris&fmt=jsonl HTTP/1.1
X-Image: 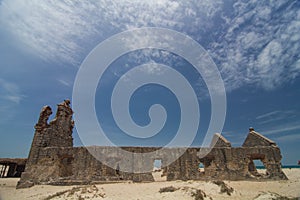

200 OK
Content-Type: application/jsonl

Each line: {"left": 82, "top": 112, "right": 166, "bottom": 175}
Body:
{"left": 16, "top": 180, "right": 34, "bottom": 189}
{"left": 44, "top": 185, "right": 105, "bottom": 200}
{"left": 254, "top": 192, "right": 298, "bottom": 200}
{"left": 159, "top": 186, "right": 179, "bottom": 193}
{"left": 191, "top": 189, "right": 209, "bottom": 200}
{"left": 181, "top": 187, "right": 212, "bottom": 200}
{"left": 212, "top": 180, "right": 234, "bottom": 195}
{"left": 159, "top": 186, "right": 213, "bottom": 200}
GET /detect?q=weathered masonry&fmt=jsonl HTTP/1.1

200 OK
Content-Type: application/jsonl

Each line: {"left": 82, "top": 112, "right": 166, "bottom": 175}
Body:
{"left": 17, "top": 100, "right": 287, "bottom": 188}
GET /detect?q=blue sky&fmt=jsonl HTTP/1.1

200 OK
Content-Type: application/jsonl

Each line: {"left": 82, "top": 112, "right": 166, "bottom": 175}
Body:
{"left": 0, "top": 0, "right": 300, "bottom": 165}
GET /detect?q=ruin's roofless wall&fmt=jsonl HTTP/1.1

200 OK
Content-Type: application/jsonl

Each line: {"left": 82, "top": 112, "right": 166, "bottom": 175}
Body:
{"left": 16, "top": 101, "right": 287, "bottom": 189}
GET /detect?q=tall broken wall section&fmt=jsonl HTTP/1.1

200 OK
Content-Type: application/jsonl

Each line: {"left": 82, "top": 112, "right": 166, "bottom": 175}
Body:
{"left": 17, "top": 100, "right": 75, "bottom": 188}
{"left": 25, "top": 100, "right": 73, "bottom": 167}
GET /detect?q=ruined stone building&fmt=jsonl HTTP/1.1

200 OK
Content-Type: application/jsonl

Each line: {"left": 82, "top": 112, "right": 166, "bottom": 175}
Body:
{"left": 0, "top": 158, "right": 26, "bottom": 178}
{"left": 17, "top": 100, "right": 287, "bottom": 188}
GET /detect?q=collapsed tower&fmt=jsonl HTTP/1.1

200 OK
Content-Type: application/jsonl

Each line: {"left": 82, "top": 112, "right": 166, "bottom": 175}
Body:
{"left": 17, "top": 101, "right": 287, "bottom": 188}
{"left": 17, "top": 100, "right": 74, "bottom": 188}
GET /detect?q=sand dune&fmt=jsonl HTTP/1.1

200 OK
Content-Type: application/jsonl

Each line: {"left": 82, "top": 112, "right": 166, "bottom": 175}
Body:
{"left": 0, "top": 169, "right": 299, "bottom": 200}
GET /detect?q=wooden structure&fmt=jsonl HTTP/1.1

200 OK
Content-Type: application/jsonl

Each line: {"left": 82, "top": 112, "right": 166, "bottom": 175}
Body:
{"left": 0, "top": 158, "right": 27, "bottom": 178}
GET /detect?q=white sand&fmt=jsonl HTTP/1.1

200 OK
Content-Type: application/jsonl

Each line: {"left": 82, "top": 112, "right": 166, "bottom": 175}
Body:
{"left": 0, "top": 169, "right": 299, "bottom": 200}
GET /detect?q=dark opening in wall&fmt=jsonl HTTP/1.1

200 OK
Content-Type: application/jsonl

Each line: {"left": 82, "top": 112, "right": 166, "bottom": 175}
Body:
{"left": 116, "top": 163, "right": 120, "bottom": 176}
{"left": 198, "top": 157, "right": 214, "bottom": 174}
{"left": 198, "top": 162, "right": 205, "bottom": 173}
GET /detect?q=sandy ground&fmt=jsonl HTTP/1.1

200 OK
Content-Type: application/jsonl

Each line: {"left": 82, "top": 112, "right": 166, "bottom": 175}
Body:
{"left": 0, "top": 169, "right": 299, "bottom": 200}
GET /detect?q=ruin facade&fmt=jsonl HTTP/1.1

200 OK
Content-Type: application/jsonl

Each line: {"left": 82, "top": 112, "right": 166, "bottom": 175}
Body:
{"left": 17, "top": 101, "right": 287, "bottom": 188}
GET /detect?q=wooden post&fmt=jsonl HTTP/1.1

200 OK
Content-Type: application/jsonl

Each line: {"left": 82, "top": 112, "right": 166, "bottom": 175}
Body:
{"left": 0, "top": 165, "right": 3, "bottom": 178}
{"left": 1, "top": 164, "right": 7, "bottom": 178}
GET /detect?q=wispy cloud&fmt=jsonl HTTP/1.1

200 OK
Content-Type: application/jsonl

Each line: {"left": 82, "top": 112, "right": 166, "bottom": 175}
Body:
{"left": 0, "top": 0, "right": 299, "bottom": 92}
{"left": 0, "top": 0, "right": 220, "bottom": 66}
{"left": 209, "top": 0, "right": 300, "bottom": 91}
{"left": 0, "top": 78, "right": 24, "bottom": 104}
{"left": 276, "top": 133, "right": 300, "bottom": 142}
{"left": 256, "top": 111, "right": 281, "bottom": 120}
{"left": 262, "top": 124, "right": 300, "bottom": 136}
{"left": 0, "top": 78, "right": 24, "bottom": 124}
{"left": 256, "top": 110, "right": 297, "bottom": 125}
{"left": 3, "top": 95, "right": 22, "bottom": 104}
{"left": 58, "top": 79, "right": 71, "bottom": 87}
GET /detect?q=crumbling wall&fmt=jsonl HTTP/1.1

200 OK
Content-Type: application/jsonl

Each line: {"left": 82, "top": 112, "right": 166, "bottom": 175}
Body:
{"left": 242, "top": 127, "right": 276, "bottom": 147}
{"left": 210, "top": 133, "right": 231, "bottom": 147}
{"left": 25, "top": 100, "right": 73, "bottom": 165}
{"left": 18, "top": 145, "right": 286, "bottom": 188}
{"left": 16, "top": 101, "right": 287, "bottom": 189}
{"left": 17, "top": 100, "right": 74, "bottom": 188}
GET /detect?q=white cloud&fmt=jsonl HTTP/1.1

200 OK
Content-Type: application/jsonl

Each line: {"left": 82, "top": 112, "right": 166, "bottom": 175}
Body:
{"left": 58, "top": 79, "right": 71, "bottom": 87}
{"left": 0, "top": 78, "right": 24, "bottom": 104}
{"left": 276, "top": 134, "right": 300, "bottom": 142}
{"left": 3, "top": 95, "right": 22, "bottom": 104}
{"left": 262, "top": 124, "right": 300, "bottom": 136}
{"left": 0, "top": 0, "right": 299, "bottom": 92}
{"left": 0, "top": 78, "right": 24, "bottom": 124}
{"left": 256, "top": 111, "right": 281, "bottom": 120}
{"left": 209, "top": 0, "right": 300, "bottom": 91}
{"left": 256, "top": 110, "right": 297, "bottom": 125}
{"left": 138, "top": 61, "right": 167, "bottom": 75}
{"left": 0, "top": 0, "right": 222, "bottom": 65}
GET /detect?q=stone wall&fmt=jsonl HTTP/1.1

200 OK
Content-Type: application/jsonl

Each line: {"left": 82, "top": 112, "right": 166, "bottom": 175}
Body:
{"left": 242, "top": 127, "right": 276, "bottom": 147}
{"left": 16, "top": 101, "right": 287, "bottom": 188}
{"left": 25, "top": 100, "right": 73, "bottom": 167}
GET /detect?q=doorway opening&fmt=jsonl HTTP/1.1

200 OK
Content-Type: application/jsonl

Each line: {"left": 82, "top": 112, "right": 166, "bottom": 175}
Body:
{"left": 152, "top": 159, "right": 166, "bottom": 181}
{"left": 248, "top": 155, "right": 267, "bottom": 177}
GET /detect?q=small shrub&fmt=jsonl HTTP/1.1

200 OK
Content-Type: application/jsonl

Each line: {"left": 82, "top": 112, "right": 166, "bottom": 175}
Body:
{"left": 159, "top": 186, "right": 178, "bottom": 193}
{"left": 212, "top": 180, "right": 234, "bottom": 195}
{"left": 191, "top": 189, "right": 206, "bottom": 200}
